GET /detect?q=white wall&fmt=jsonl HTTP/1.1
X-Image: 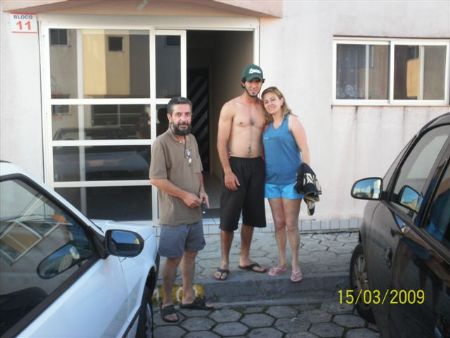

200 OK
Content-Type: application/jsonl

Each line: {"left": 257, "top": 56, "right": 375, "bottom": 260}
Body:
{"left": 260, "top": 0, "right": 450, "bottom": 222}
{"left": 0, "top": 9, "right": 44, "bottom": 178}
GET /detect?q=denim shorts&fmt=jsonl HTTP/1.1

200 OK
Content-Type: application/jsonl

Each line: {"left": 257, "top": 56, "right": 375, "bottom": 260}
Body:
{"left": 158, "top": 220, "right": 205, "bottom": 258}
{"left": 265, "top": 181, "right": 304, "bottom": 200}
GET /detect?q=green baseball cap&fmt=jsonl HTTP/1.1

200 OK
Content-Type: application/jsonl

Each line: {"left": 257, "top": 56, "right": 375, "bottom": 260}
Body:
{"left": 241, "top": 64, "right": 264, "bottom": 82}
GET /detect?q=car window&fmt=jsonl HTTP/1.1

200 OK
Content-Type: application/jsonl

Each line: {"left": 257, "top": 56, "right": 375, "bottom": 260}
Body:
{"left": 425, "top": 162, "right": 450, "bottom": 248}
{"left": 0, "top": 179, "right": 97, "bottom": 335}
{"left": 392, "top": 125, "right": 449, "bottom": 210}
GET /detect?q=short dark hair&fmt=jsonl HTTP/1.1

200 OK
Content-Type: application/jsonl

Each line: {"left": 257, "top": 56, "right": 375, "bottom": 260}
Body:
{"left": 167, "top": 97, "right": 192, "bottom": 115}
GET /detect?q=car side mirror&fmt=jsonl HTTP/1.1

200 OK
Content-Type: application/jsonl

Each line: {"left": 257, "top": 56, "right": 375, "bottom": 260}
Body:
{"left": 105, "top": 230, "right": 144, "bottom": 257}
{"left": 351, "top": 177, "right": 383, "bottom": 200}
{"left": 38, "top": 243, "right": 82, "bottom": 279}
{"left": 399, "top": 185, "right": 423, "bottom": 213}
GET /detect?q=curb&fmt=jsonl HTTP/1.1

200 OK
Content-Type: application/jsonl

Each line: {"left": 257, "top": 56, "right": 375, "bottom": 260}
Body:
{"left": 198, "top": 271, "right": 350, "bottom": 304}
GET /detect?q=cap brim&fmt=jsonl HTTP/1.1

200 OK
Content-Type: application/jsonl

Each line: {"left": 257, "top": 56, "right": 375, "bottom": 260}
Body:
{"left": 244, "top": 76, "right": 263, "bottom": 81}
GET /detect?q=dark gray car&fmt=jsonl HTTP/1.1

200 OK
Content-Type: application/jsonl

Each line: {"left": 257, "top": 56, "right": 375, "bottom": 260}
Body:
{"left": 350, "top": 113, "right": 450, "bottom": 338}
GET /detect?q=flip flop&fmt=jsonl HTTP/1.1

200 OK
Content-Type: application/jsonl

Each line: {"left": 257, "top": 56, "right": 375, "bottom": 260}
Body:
{"left": 180, "top": 297, "right": 214, "bottom": 310}
{"left": 238, "top": 262, "right": 267, "bottom": 273}
{"left": 268, "top": 266, "right": 287, "bottom": 276}
{"left": 290, "top": 269, "right": 303, "bottom": 283}
{"left": 160, "top": 304, "right": 179, "bottom": 323}
{"left": 214, "top": 268, "right": 230, "bottom": 281}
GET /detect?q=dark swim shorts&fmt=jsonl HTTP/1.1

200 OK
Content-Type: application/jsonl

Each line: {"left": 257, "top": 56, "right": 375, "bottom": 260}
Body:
{"left": 220, "top": 157, "right": 266, "bottom": 231}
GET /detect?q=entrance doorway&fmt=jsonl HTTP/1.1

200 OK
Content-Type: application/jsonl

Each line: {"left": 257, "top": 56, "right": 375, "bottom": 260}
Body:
{"left": 187, "top": 30, "right": 254, "bottom": 217}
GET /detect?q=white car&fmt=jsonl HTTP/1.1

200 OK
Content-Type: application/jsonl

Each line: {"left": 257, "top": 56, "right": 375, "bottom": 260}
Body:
{"left": 0, "top": 161, "right": 158, "bottom": 338}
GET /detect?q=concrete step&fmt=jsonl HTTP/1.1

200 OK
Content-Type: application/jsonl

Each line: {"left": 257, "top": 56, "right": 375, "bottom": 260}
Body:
{"left": 201, "top": 271, "right": 350, "bottom": 304}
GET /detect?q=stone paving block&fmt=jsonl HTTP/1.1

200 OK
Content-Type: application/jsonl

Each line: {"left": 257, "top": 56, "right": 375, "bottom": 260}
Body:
{"left": 320, "top": 301, "right": 353, "bottom": 315}
{"left": 299, "top": 251, "right": 321, "bottom": 263}
{"left": 154, "top": 325, "right": 186, "bottom": 338}
{"left": 335, "top": 232, "right": 353, "bottom": 241}
{"left": 346, "top": 328, "right": 380, "bottom": 338}
{"left": 309, "top": 322, "right": 344, "bottom": 337}
{"left": 297, "top": 309, "right": 332, "bottom": 323}
{"left": 333, "top": 314, "right": 365, "bottom": 328}
{"left": 184, "top": 331, "right": 220, "bottom": 338}
{"left": 178, "top": 308, "right": 212, "bottom": 317}
{"left": 301, "top": 235, "right": 319, "bottom": 242}
{"left": 247, "top": 327, "right": 284, "bottom": 338}
{"left": 275, "top": 317, "right": 310, "bottom": 333}
{"left": 285, "top": 332, "right": 319, "bottom": 338}
{"left": 180, "top": 317, "right": 215, "bottom": 331}
{"left": 241, "top": 313, "right": 275, "bottom": 327}
{"left": 328, "top": 246, "right": 353, "bottom": 254}
{"left": 209, "top": 308, "right": 242, "bottom": 322}
{"left": 301, "top": 242, "right": 328, "bottom": 251}
{"left": 294, "top": 303, "right": 321, "bottom": 312}
{"left": 320, "top": 240, "right": 345, "bottom": 248}
{"left": 239, "top": 306, "right": 266, "bottom": 314}
{"left": 213, "top": 322, "right": 249, "bottom": 336}
{"left": 265, "top": 305, "right": 298, "bottom": 318}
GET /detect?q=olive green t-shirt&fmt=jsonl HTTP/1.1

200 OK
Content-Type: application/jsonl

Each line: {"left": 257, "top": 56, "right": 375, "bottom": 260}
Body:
{"left": 149, "top": 129, "right": 203, "bottom": 225}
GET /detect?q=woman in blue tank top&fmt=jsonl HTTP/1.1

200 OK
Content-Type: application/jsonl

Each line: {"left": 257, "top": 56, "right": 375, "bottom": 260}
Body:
{"left": 262, "top": 86, "right": 311, "bottom": 282}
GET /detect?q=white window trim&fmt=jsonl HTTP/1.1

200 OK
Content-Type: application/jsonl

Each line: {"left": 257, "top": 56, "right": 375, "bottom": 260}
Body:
{"left": 333, "top": 38, "right": 450, "bottom": 106}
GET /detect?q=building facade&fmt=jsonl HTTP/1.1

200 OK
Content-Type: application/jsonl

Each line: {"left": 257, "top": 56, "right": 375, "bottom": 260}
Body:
{"left": 1, "top": 0, "right": 449, "bottom": 229}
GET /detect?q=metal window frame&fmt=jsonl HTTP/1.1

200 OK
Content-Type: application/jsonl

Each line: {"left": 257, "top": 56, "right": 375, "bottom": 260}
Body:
{"left": 333, "top": 37, "right": 449, "bottom": 106}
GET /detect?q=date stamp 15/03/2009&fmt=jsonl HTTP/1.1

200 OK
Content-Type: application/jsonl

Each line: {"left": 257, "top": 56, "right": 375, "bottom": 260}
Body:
{"left": 338, "top": 289, "right": 425, "bottom": 305}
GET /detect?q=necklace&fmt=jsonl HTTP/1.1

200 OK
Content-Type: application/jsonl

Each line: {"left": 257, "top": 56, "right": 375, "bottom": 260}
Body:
{"left": 182, "top": 136, "right": 192, "bottom": 166}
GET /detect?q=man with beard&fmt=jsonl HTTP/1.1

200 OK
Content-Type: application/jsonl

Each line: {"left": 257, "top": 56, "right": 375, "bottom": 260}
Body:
{"left": 214, "top": 64, "right": 267, "bottom": 281}
{"left": 150, "top": 97, "right": 212, "bottom": 323}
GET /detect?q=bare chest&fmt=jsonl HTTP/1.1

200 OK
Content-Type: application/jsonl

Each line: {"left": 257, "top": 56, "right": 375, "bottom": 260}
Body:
{"left": 233, "top": 109, "right": 265, "bottom": 128}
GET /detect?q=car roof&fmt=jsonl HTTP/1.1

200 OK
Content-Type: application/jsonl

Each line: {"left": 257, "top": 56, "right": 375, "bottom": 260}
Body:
{"left": 422, "top": 112, "right": 450, "bottom": 132}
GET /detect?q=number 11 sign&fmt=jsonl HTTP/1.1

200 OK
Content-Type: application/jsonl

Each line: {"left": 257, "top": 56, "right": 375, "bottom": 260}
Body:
{"left": 10, "top": 14, "right": 38, "bottom": 33}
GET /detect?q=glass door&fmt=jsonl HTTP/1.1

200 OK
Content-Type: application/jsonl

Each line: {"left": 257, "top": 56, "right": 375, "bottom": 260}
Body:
{"left": 43, "top": 27, "right": 186, "bottom": 222}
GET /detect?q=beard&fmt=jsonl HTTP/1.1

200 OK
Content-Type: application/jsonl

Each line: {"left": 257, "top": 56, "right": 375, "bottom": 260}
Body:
{"left": 245, "top": 87, "right": 260, "bottom": 98}
{"left": 171, "top": 122, "right": 192, "bottom": 136}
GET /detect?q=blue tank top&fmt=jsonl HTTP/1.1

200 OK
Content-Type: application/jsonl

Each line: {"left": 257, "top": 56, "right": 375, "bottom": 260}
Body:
{"left": 263, "top": 115, "right": 302, "bottom": 184}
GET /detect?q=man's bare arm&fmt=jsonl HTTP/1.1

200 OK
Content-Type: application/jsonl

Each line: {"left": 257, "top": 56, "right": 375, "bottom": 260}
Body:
{"left": 150, "top": 178, "right": 201, "bottom": 208}
{"left": 217, "top": 102, "right": 240, "bottom": 191}
{"left": 217, "top": 103, "right": 233, "bottom": 174}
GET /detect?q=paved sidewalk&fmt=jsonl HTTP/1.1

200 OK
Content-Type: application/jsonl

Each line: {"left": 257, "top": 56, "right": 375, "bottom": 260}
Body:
{"left": 153, "top": 299, "right": 380, "bottom": 338}
{"left": 152, "top": 230, "right": 379, "bottom": 337}
{"left": 157, "top": 230, "right": 359, "bottom": 304}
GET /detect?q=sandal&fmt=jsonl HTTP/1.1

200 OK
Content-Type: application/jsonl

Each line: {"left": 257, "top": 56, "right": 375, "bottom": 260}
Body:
{"left": 290, "top": 269, "right": 303, "bottom": 283}
{"left": 268, "top": 266, "right": 287, "bottom": 276}
{"left": 180, "top": 297, "right": 214, "bottom": 310}
{"left": 238, "top": 262, "right": 267, "bottom": 273}
{"left": 160, "top": 304, "right": 179, "bottom": 323}
{"left": 214, "top": 268, "right": 230, "bottom": 281}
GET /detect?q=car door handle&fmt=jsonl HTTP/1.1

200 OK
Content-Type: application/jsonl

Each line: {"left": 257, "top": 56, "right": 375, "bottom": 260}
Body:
{"left": 391, "top": 228, "right": 403, "bottom": 237}
{"left": 384, "top": 248, "right": 393, "bottom": 267}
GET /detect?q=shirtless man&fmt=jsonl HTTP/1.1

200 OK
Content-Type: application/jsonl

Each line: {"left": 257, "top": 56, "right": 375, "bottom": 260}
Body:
{"left": 214, "top": 64, "right": 267, "bottom": 281}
